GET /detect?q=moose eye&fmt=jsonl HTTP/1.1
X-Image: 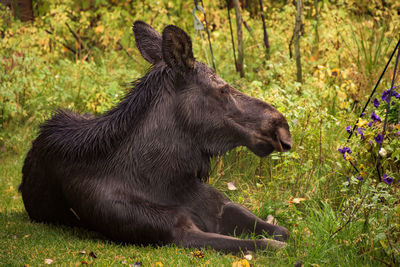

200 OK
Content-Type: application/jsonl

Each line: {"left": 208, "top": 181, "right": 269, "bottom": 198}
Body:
{"left": 219, "top": 86, "right": 229, "bottom": 94}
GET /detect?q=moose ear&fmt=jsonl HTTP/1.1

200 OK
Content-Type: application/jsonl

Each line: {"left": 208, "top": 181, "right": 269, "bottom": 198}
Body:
{"left": 162, "top": 25, "right": 195, "bottom": 72}
{"left": 132, "top": 21, "right": 162, "bottom": 64}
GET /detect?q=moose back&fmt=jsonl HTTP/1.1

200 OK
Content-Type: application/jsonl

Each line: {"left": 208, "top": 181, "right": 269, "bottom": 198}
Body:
{"left": 20, "top": 21, "right": 292, "bottom": 253}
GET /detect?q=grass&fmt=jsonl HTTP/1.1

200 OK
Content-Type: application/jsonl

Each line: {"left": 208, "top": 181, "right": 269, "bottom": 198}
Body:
{"left": 0, "top": 150, "right": 388, "bottom": 266}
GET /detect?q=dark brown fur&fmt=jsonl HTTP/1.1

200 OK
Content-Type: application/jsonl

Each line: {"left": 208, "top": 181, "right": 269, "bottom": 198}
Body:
{"left": 19, "top": 21, "right": 292, "bottom": 253}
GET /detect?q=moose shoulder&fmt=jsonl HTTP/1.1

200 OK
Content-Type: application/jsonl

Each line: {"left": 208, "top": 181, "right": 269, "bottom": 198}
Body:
{"left": 19, "top": 21, "right": 292, "bottom": 253}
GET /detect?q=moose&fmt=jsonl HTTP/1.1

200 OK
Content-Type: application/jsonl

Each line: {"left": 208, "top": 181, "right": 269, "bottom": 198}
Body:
{"left": 20, "top": 21, "right": 292, "bottom": 253}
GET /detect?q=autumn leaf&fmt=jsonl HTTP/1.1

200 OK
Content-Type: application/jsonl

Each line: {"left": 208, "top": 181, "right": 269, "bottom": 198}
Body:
{"left": 227, "top": 182, "right": 237, "bottom": 191}
{"left": 44, "top": 258, "right": 54, "bottom": 264}
{"left": 288, "top": 196, "right": 306, "bottom": 205}
{"left": 232, "top": 259, "right": 250, "bottom": 267}
{"left": 95, "top": 25, "right": 104, "bottom": 34}
{"left": 191, "top": 250, "right": 205, "bottom": 258}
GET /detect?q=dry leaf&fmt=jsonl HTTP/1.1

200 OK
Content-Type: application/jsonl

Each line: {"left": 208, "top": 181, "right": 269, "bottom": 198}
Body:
{"left": 44, "top": 259, "right": 54, "bottom": 264}
{"left": 191, "top": 250, "right": 205, "bottom": 258}
{"left": 227, "top": 182, "right": 237, "bottom": 191}
{"left": 232, "top": 259, "right": 250, "bottom": 267}
{"left": 289, "top": 196, "right": 306, "bottom": 205}
{"left": 244, "top": 254, "right": 252, "bottom": 261}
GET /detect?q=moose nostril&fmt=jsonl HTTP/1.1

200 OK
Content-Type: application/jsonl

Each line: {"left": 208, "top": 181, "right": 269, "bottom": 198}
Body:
{"left": 280, "top": 139, "right": 292, "bottom": 151}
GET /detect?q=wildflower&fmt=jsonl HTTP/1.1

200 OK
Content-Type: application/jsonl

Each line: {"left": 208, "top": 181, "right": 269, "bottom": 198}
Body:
{"left": 345, "top": 155, "right": 354, "bottom": 162}
{"left": 338, "top": 146, "right": 352, "bottom": 159}
{"left": 382, "top": 174, "right": 393, "bottom": 185}
{"left": 396, "top": 131, "right": 400, "bottom": 136}
{"left": 373, "top": 98, "right": 380, "bottom": 108}
{"left": 368, "top": 121, "right": 373, "bottom": 127}
{"left": 360, "top": 112, "right": 366, "bottom": 117}
{"left": 346, "top": 126, "right": 352, "bottom": 134}
{"left": 338, "top": 146, "right": 352, "bottom": 154}
{"left": 356, "top": 119, "right": 368, "bottom": 128}
{"left": 359, "top": 164, "right": 366, "bottom": 171}
{"left": 381, "top": 88, "right": 398, "bottom": 103}
{"left": 379, "top": 147, "right": 387, "bottom": 157}
{"left": 356, "top": 127, "right": 365, "bottom": 139}
{"left": 356, "top": 176, "right": 363, "bottom": 181}
{"left": 370, "top": 112, "right": 381, "bottom": 123}
{"left": 374, "top": 133, "right": 383, "bottom": 144}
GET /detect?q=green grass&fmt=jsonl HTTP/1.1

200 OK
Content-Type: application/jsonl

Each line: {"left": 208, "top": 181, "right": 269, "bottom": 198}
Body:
{"left": 0, "top": 151, "right": 388, "bottom": 266}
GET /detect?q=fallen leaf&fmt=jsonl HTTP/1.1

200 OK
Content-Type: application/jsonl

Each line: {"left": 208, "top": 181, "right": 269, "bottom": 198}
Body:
{"left": 44, "top": 259, "right": 54, "bottom": 264}
{"left": 79, "top": 250, "right": 87, "bottom": 255}
{"left": 232, "top": 259, "right": 250, "bottom": 267}
{"left": 81, "top": 261, "right": 89, "bottom": 265}
{"left": 244, "top": 253, "right": 252, "bottom": 261}
{"left": 88, "top": 252, "right": 97, "bottom": 259}
{"left": 191, "top": 250, "right": 205, "bottom": 258}
{"left": 23, "top": 234, "right": 31, "bottom": 239}
{"left": 289, "top": 196, "right": 306, "bottom": 205}
{"left": 227, "top": 182, "right": 237, "bottom": 191}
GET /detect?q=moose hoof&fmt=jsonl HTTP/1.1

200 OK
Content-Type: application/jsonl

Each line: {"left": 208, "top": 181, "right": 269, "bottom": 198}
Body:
{"left": 266, "top": 214, "right": 278, "bottom": 225}
{"left": 273, "top": 226, "right": 290, "bottom": 242}
{"left": 262, "top": 238, "right": 287, "bottom": 250}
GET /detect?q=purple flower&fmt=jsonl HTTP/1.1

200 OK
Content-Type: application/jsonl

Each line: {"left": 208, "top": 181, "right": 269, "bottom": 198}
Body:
{"left": 374, "top": 133, "right": 383, "bottom": 144}
{"left": 383, "top": 174, "right": 393, "bottom": 185}
{"left": 338, "top": 146, "right": 352, "bottom": 154}
{"left": 346, "top": 126, "right": 352, "bottom": 134}
{"left": 357, "top": 127, "right": 365, "bottom": 139}
{"left": 368, "top": 121, "right": 373, "bottom": 127}
{"left": 381, "top": 88, "right": 399, "bottom": 103}
{"left": 356, "top": 176, "right": 364, "bottom": 181}
{"left": 338, "top": 146, "right": 352, "bottom": 159}
{"left": 373, "top": 98, "right": 380, "bottom": 108}
{"left": 396, "top": 131, "right": 400, "bottom": 136}
{"left": 360, "top": 112, "right": 366, "bottom": 117}
{"left": 382, "top": 89, "right": 390, "bottom": 103}
{"left": 371, "top": 112, "right": 381, "bottom": 123}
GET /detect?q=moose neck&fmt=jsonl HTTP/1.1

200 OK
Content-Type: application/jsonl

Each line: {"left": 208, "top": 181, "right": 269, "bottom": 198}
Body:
{"left": 109, "top": 65, "right": 210, "bottom": 184}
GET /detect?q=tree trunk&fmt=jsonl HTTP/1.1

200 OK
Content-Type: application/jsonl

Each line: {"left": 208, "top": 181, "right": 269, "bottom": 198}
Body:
{"left": 233, "top": 0, "right": 244, "bottom": 77}
{"left": 294, "top": 0, "right": 303, "bottom": 83}
{"left": 258, "top": 0, "right": 270, "bottom": 59}
{"left": 312, "top": 0, "right": 320, "bottom": 57}
{"left": 5, "top": 0, "right": 34, "bottom": 21}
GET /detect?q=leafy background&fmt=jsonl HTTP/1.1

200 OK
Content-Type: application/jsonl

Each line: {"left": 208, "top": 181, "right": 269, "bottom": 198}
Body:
{"left": 1, "top": 0, "right": 400, "bottom": 266}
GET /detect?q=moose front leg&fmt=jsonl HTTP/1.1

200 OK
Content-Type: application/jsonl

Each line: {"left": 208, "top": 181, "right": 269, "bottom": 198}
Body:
{"left": 218, "top": 202, "right": 289, "bottom": 241}
{"left": 172, "top": 215, "right": 285, "bottom": 253}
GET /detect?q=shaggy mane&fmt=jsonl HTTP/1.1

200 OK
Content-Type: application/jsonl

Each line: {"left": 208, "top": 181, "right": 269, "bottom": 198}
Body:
{"left": 35, "top": 64, "right": 174, "bottom": 160}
